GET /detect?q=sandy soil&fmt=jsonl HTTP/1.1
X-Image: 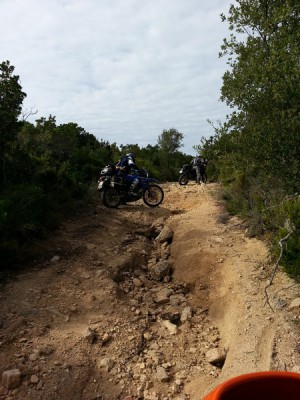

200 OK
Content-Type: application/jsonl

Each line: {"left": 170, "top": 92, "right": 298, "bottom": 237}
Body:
{"left": 0, "top": 182, "right": 299, "bottom": 400}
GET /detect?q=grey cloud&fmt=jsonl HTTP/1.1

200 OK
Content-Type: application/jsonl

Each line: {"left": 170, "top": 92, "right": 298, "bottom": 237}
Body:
{"left": 1, "top": 0, "right": 232, "bottom": 154}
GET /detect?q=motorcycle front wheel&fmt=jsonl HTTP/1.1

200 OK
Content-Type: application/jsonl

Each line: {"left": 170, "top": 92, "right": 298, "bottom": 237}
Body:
{"left": 143, "top": 184, "right": 164, "bottom": 207}
{"left": 178, "top": 174, "right": 189, "bottom": 185}
{"left": 101, "top": 188, "right": 121, "bottom": 208}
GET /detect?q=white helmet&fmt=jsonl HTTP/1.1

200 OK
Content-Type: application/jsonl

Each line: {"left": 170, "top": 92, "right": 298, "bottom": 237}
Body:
{"left": 126, "top": 153, "right": 135, "bottom": 162}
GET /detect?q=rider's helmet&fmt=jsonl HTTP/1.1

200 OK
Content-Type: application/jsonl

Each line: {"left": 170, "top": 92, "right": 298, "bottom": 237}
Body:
{"left": 126, "top": 153, "right": 135, "bottom": 162}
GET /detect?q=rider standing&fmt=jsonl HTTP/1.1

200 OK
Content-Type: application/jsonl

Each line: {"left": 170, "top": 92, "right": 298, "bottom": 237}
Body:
{"left": 200, "top": 157, "right": 208, "bottom": 183}
{"left": 116, "top": 153, "right": 140, "bottom": 194}
{"left": 192, "top": 155, "right": 207, "bottom": 184}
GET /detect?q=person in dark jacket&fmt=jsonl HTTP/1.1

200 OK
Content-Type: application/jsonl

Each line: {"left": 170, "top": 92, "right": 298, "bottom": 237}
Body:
{"left": 116, "top": 153, "right": 140, "bottom": 193}
{"left": 192, "top": 155, "right": 208, "bottom": 184}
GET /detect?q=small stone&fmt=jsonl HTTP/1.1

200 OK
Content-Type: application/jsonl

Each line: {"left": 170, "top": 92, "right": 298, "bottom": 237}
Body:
{"left": 50, "top": 255, "right": 60, "bottom": 263}
{"left": 155, "top": 226, "right": 173, "bottom": 244}
{"left": 144, "top": 393, "right": 158, "bottom": 400}
{"left": 99, "top": 357, "right": 114, "bottom": 372}
{"left": 39, "top": 346, "right": 54, "bottom": 356}
{"left": 175, "top": 371, "right": 188, "bottom": 380}
{"left": 139, "top": 275, "right": 153, "bottom": 288}
{"left": 133, "top": 278, "right": 143, "bottom": 287}
{"left": 143, "top": 332, "right": 152, "bottom": 341}
{"left": 81, "top": 272, "right": 90, "bottom": 279}
{"left": 156, "top": 366, "right": 169, "bottom": 382}
{"left": 180, "top": 306, "right": 192, "bottom": 323}
{"left": 150, "top": 260, "right": 171, "bottom": 281}
{"left": 37, "top": 380, "right": 43, "bottom": 390}
{"left": 101, "top": 333, "right": 110, "bottom": 343}
{"left": 84, "top": 327, "right": 97, "bottom": 343}
{"left": 69, "top": 304, "right": 78, "bottom": 313}
{"left": 211, "top": 334, "right": 220, "bottom": 343}
{"left": 214, "top": 237, "right": 223, "bottom": 243}
{"left": 206, "top": 348, "right": 226, "bottom": 365}
{"left": 30, "top": 375, "right": 39, "bottom": 384}
{"left": 189, "top": 347, "right": 197, "bottom": 354}
{"left": 161, "top": 319, "right": 177, "bottom": 335}
{"left": 289, "top": 298, "right": 300, "bottom": 309}
{"left": 2, "top": 369, "right": 21, "bottom": 389}
{"left": 155, "top": 288, "right": 173, "bottom": 304}
{"left": 29, "top": 353, "right": 38, "bottom": 361}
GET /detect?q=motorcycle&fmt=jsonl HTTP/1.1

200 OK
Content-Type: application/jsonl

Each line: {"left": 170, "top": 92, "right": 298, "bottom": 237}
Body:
{"left": 178, "top": 163, "right": 207, "bottom": 185}
{"left": 98, "top": 165, "right": 164, "bottom": 208}
{"left": 178, "top": 164, "right": 196, "bottom": 185}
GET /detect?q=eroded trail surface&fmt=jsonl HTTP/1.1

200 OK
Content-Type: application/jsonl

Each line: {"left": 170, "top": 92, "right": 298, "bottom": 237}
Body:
{"left": 0, "top": 183, "right": 300, "bottom": 400}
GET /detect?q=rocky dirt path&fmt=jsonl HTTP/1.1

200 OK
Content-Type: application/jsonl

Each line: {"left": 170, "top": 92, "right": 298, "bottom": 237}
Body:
{"left": 0, "top": 183, "right": 299, "bottom": 400}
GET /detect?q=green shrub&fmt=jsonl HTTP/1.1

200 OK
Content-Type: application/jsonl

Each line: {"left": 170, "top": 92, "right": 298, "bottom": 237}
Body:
{"left": 221, "top": 171, "right": 292, "bottom": 238}
{"left": 0, "top": 184, "right": 47, "bottom": 269}
{"left": 1, "top": 184, "right": 46, "bottom": 236}
{"left": 0, "top": 178, "right": 87, "bottom": 269}
{"left": 273, "top": 197, "right": 300, "bottom": 277}
{"left": 221, "top": 171, "right": 251, "bottom": 216}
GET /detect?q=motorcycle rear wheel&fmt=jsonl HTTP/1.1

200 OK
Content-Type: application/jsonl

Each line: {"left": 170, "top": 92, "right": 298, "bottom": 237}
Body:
{"left": 101, "top": 188, "right": 121, "bottom": 208}
{"left": 143, "top": 184, "right": 164, "bottom": 207}
{"left": 178, "top": 174, "right": 189, "bottom": 185}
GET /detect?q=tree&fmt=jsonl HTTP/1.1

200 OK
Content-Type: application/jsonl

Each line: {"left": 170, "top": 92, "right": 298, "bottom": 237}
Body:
{"left": 50, "top": 123, "right": 80, "bottom": 162}
{"left": 219, "top": 0, "right": 300, "bottom": 186}
{"left": 199, "top": 0, "right": 300, "bottom": 264}
{"left": 0, "top": 61, "right": 26, "bottom": 185}
{"left": 157, "top": 128, "right": 184, "bottom": 168}
{"left": 0, "top": 61, "right": 26, "bottom": 146}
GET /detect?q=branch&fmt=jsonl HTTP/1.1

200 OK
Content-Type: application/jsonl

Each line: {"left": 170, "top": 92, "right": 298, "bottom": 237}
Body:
{"left": 264, "top": 219, "right": 295, "bottom": 311}
{"left": 263, "top": 193, "right": 299, "bottom": 213}
{"left": 272, "top": 283, "right": 299, "bottom": 298}
{"left": 21, "top": 107, "right": 38, "bottom": 121}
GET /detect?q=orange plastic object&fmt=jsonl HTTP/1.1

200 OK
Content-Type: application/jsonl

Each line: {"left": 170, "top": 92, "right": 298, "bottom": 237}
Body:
{"left": 203, "top": 371, "right": 300, "bottom": 400}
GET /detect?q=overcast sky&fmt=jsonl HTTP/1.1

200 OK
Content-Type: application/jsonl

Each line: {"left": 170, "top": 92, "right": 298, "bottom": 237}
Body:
{"left": 1, "top": 0, "right": 234, "bottom": 155}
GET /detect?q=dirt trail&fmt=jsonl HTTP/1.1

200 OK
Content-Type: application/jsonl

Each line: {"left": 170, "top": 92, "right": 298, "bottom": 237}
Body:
{"left": 0, "top": 183, "right": 299, "bottom": 400}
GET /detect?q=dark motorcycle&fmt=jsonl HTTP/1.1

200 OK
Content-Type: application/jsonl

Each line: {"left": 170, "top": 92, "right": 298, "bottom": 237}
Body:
{"left": 98, "top": 165, "right": 164, "bottom": 208}
{"left": 178, "top": 164, "right": 196, "bottom": 185}
{"left": 178, "top": 164, "right": 207, "bottom": 185}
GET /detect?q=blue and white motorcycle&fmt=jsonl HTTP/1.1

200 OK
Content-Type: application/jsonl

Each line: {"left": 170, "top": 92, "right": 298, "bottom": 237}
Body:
{"left": 97, "top": 165, "right": 164, "bottom": 208}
